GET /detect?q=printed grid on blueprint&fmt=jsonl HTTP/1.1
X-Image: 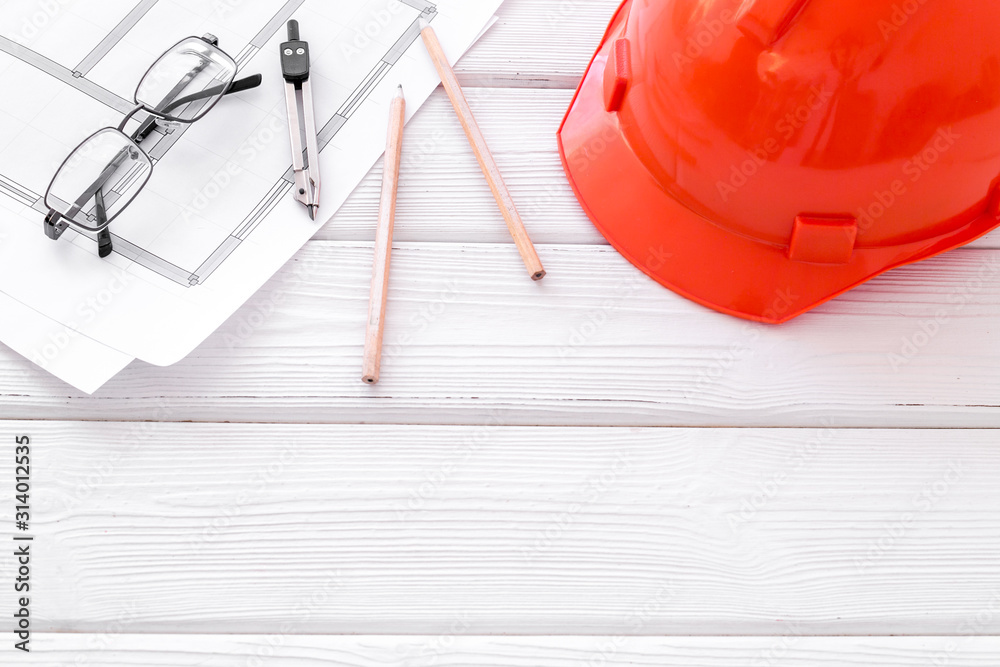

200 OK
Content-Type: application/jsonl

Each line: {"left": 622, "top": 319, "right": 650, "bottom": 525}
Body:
{"left": 0, "top": 0, "right": 436, "bottom": 285}
{"left": 0, "top": 0, "right": 500, "bottom": 389}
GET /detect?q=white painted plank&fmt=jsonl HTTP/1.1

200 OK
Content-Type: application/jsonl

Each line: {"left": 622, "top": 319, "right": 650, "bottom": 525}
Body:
{"left": 318, "top": 88, "right": 1000, "bottom": 250}
{"left": 320, "top": 87, "right": 608, "bottom": 246}
{"left": 4, "top": 422, "right": 999, "bottom": 634}
{"left": 12, "top": 635, "right": 1000, "bottom": 666}
{"left": 4, "top": 242, "right": 1000, "bottom": 426}
{"left": 448, "top": 0, "right": 1000, "bottom": 250}
{"left": 456, "top": 0, "right": 617, "bottom": 88}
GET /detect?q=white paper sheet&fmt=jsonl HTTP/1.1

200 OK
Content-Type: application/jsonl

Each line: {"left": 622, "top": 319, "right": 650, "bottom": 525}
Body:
{"left": 0, "top": 290, "right": 133, "bottom": 393}
{"left": 0, "top": 0, "right": 502, "bottom": 391}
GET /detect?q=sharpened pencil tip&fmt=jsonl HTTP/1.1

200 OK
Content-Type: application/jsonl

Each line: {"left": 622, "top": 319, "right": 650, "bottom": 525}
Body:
{"left": 396, "top": 84, "right": 404, "bottom": 98}
{"left": 418, "top": 17, "right": 430, "bottom": 30}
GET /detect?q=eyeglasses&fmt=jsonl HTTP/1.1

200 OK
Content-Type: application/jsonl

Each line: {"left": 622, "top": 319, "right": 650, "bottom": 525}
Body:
{"left": 43, "top": 34, "right": 263, "bottom": 258}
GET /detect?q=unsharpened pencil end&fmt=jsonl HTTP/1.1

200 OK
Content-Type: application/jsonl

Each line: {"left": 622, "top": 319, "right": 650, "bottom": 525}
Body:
{"left": 418, "top": 17, "right": 430, "bottom": 31}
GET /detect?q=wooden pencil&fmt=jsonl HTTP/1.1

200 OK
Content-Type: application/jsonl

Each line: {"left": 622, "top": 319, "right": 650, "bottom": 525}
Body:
{"left": 418, "top": 17, "right": 546, "bottom": 281}
{"left": 362, "top": 85, "right": 406, "bottom": 385}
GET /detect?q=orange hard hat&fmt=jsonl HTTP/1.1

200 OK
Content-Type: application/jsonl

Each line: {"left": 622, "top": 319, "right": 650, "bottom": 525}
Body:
{"left": 558, "top": 0, "right": 1000, "bottom": 323}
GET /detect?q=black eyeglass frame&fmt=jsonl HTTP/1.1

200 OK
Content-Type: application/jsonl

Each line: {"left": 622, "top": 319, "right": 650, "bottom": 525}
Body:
{"left": 43, "top": 34, "right": 263, "bottom": 258}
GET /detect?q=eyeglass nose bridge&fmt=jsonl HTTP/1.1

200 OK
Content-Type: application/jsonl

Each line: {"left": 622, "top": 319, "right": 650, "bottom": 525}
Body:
{"left": 117, "top": 105, "right": 181, "bottom": 144}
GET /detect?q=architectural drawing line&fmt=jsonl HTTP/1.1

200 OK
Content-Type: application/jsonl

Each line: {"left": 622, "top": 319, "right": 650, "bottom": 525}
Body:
{"left": 232, "top": 0, "right": 303, "bottom": 72}
{"left": 110, "top": 233, "right": 191, "bottom": 285}
{"left": 342, "top": 62, "right": 389, "bottom": 118}
{"left": 251, "top": 0, "right": 305, "bottom": 48}
{"left": 385, "top": 14, "right": 434, "bottom": 63}
{"left": 401, "top": 0, "right": 438, "bottom": 12}
{"left": 0, "top": 0, "right": 437, "bottom": 287}
{"left": 206, "top": 8, "right": 439, "bottom": 287}
{"left": 233, "top": 181, "right": 290, "bottom": 240}
{"left": 0, "top": 176, "right": 38, "bottom": 206}
{"left": 73, "top": 0, "right": 159, "bottom": 77}
{"left": 0, "top": 0, "right": 294, "bottom": 284}
{"left": 234, "top": 45, "right": 257, "bottom": 69}
{"left": 0, "top": 186, "right": 35, "bottom": 208}
{"left": 0, "top": 35, "right": 134, "bottom": 114}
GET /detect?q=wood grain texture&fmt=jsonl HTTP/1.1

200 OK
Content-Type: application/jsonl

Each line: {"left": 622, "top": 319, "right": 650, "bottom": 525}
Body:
{"left": 454, "top": 0, "right": 618, "bottom": 88}
{"left": 318, "top": 87, "right": 1000, "bottom": 250}
{"left": 3, "top": 0, "right": 997, "bottom": 651}
{"left": 363, "top": 89, "right": 406, "bottom": 385}
{"left": 420, "top": 21, "right": 545, "bottom": 281}
{"left": 3, "top": 242, "right": 1000, "bottom": 426}
{"left": 17, "top": 635, "right": 1000, "bottom": 666}
{"left": 4, "top": 421, "right": 998, "bottom": 634}
{"left": 321, "top": 87, "right": 608, "bottom": 246}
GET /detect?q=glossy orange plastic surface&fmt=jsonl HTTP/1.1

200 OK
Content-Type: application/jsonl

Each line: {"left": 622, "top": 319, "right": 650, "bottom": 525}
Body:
{"left": 558, "top": 0, "right": 1000, "bottom": 323}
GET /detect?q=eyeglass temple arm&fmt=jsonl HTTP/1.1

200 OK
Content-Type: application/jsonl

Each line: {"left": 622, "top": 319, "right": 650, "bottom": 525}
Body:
{"left": 69, "top": 147, "right": 130, "bottom": 219}
{"left": 228, "top": 74, "right": 263, "bottom": 95}
{"left": 159, "top": 74, "right": 263, "bottom": 116}
{"left": 94, "top": 189, "right": 113, "bottom": 258}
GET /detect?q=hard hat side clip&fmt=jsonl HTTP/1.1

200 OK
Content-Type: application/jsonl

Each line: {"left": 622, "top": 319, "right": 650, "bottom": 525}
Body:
{"left": 603, "top": 38, "right": 632, "bottom": 113}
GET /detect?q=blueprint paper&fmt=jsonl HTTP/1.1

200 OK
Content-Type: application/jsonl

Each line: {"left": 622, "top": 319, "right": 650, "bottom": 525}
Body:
{"left": 0, "top": 0, "right": 502, "bottom": 391}
{"left": 0, "top": 291, "right": 133, "bottom": 394}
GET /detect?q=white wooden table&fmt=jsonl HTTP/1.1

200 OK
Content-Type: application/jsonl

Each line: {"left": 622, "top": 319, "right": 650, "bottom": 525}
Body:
{"left": 3, "top": 1, "right": 1000, "bottom": 664}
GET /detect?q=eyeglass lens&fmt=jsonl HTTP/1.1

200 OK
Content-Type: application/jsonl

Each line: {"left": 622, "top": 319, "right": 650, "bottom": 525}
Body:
{"left": 45, "top": 129, "right": 152, "bottom": 232}
{"left": 135, "top": 37, "right": 239, "bottom": 123}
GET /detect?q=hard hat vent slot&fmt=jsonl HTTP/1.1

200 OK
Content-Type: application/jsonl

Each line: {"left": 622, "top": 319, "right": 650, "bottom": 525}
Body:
{"left": 788, "top": 215, "right": 858, "bottom": 264}
{"left": 603, "top": 38, "right": 632, "bottom": 112}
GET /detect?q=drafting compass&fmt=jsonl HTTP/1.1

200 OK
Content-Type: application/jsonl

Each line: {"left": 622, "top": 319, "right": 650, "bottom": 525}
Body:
{"left": 281, "top": 20, "right": 321, "bottom": 220}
